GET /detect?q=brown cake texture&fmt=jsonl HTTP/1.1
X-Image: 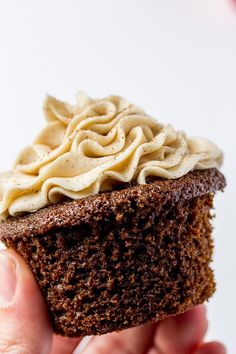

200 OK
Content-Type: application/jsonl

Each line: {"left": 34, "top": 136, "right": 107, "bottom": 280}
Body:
{"left": 0, "top": 168, "right": 226, "bottom": 337}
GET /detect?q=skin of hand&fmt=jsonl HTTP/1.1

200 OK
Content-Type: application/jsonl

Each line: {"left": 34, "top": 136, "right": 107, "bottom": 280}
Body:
{"left": 0, "top": 249, "right": 227, "bottom": 354}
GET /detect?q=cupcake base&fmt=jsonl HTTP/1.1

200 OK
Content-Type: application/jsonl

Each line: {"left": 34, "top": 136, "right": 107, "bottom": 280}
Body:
{"left": 0, "top": 169, "right": 226, "bottom": 337}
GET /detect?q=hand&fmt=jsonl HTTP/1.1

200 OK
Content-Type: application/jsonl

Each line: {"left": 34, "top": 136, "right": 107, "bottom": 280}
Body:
{"left": 0, "top": 249, "right": 226, "bottom": 354}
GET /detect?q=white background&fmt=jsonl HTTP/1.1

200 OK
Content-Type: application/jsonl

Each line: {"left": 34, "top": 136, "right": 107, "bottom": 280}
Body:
{"left": 0, "top": 0, "right": 235, "bottom": 352}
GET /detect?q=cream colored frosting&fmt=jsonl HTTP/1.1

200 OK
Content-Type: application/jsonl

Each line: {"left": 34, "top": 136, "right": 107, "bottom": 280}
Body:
{"left": 0, "top": 93, "right": 223, "bottom": 219}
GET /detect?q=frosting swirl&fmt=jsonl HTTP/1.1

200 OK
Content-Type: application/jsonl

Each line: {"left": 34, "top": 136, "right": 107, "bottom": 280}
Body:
{"left": 0, "top": 93, "right": 223, "bottom": 219}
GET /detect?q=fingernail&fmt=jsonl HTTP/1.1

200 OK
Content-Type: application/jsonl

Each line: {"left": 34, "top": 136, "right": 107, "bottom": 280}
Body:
{"left": 73, "top": 336, "right": 94, "bottom": 354}
{"left": 0, "top": 252, "right": 17, "bottom": 307}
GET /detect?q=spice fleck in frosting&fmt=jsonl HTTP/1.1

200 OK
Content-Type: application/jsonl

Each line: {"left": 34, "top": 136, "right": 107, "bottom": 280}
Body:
{"left": 0, "top": 93, "right": 223, "bottom": 219}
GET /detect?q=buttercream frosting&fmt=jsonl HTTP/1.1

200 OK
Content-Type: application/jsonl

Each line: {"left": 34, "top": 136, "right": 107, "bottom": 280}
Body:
{"left": 0, "top": 93, "right": 223, "bottom": 219}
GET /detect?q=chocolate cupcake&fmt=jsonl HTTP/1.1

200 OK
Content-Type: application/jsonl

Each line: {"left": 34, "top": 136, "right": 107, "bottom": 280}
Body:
{"left": 0, "top": 93, "right": 225, "bottom": 337}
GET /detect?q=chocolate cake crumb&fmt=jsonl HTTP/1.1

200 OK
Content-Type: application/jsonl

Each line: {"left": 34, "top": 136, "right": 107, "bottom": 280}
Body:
{"left": 0, "top": 168, "right": 226, "bottom": 337}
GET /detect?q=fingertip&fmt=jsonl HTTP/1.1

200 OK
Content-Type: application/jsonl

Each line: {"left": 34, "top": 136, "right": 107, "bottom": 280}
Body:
{"left": 51, "top": 335, "right": 81, "bottom": 354}
{"left": 194, "top": 341, "right": 227, "bottom": 354}
{"left": 0, "top": 249, "right": 53, "bottom": 354}
{"left": 154, "top": 305, "right": 208, "bottom": 354}
{"left": 194, "top": 304, "right": 207, "bottom": 316}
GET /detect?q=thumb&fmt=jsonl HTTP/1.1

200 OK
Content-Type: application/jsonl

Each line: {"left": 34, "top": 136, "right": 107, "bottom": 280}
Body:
{"left": 0, "top": 249, "right": 53, "bottom": 354}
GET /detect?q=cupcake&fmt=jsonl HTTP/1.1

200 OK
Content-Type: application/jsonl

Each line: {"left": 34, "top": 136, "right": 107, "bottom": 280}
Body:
{"left": 0, "top": 93, "right": 226, "bottom": 337}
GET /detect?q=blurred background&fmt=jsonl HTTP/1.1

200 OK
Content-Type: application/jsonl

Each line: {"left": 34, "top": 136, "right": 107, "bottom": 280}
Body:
{"left": 0, "top": 0, "right": 235, "bottom": 351}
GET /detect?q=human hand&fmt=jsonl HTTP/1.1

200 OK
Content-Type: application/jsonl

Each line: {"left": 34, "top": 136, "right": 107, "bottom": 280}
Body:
{"left": 0, "top": 249, "right": 226, "bottom": 354}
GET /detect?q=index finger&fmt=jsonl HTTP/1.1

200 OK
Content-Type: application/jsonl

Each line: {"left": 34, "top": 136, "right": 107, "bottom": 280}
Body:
{"left": 79, "top": 322, "right": 157, "bottom": 354}
{"left": 50, "top": 335, "right": 81, "bottom": 354}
